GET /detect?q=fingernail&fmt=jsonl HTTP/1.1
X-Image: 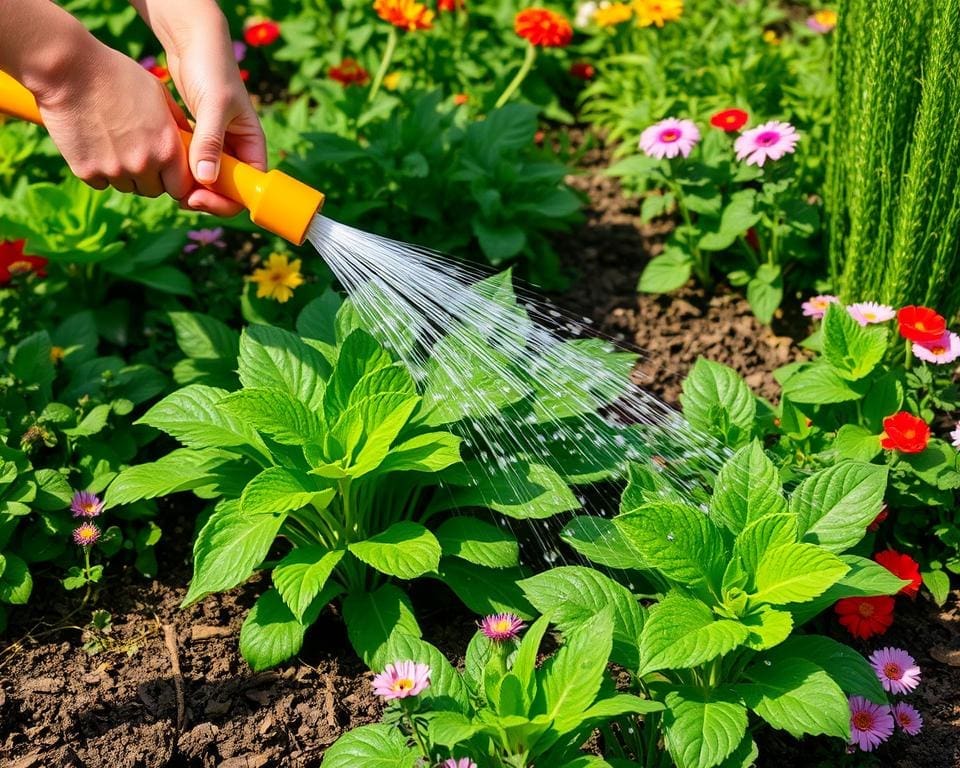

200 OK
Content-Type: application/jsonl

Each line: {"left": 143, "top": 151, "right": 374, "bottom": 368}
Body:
{"left": 197, "top": 160, "right": 218, "bottom": 184}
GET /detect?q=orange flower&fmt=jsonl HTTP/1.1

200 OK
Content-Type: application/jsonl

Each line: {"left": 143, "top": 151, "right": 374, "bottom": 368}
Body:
{"left": 593, "top": 2, "right": 632, "bottom": 27}
{"left": 437, "top": 0, "right": 465, "bottom": 11}
{"left": 514, "top": 8, "right": 573, "bottom": 47}
{"left": 453, "top": 93, "right": 469, "bottom": 105}
{"left": 329, "top": 59, "right": 370, "bottom": 87}
{"left": 244, "top": 19, "right": 281, "bottom": 46}
{"left": 633, "top": 0, "right": 682, "bottom": 27}
{"left": 375, "top": 0, "right": 435, "bottom": 31}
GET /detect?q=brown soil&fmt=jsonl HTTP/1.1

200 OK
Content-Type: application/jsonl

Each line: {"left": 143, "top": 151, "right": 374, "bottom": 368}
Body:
{"left": 2, "top": 132, "right": 957, "bottom": 768}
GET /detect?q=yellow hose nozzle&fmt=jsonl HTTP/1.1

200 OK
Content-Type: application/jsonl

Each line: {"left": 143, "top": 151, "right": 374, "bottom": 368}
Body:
{"left": 0, "top": 70, "right": 324, "bottom": 245}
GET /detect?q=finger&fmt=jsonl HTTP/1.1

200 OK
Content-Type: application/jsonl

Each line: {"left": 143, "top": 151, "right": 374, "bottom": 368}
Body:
{"left": 162, "top": 88, "right": 193, "bottom": 133}
{"left": 85, "top": 176, "right": 109, "bottom": 191}
{"left": 183, "top": 187, "right": 244, "bottom": 218}
{"left": 189, "top": 99, "right": 231, "bottom": 186}
{"left": 135, "top": 170, "right": 165, "bottom": 198}
{"left": 227, "top": 116, "right": 268, "bottom": 171}
{"left": 110, "top": 176, "right": 135, "bottom": 195}
{"left": 158, "top": 131, "right": 193, "bottom": 201}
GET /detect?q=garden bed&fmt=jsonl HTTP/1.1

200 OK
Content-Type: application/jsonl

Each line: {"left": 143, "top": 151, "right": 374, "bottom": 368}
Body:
{"left": 2, "top": 150, "right": 958, "bottom": 768}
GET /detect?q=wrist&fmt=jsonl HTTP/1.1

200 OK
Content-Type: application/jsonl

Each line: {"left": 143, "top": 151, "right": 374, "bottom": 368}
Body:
{"left": 130, "top": 0, "right": 230, "bottom": 56}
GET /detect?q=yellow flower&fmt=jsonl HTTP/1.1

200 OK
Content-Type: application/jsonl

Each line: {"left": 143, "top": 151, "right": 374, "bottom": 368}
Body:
{"left": 50, "top": 346, "right": 65, "bottom": 364}
{"left": 250, "top": 253, "right": 304, "bottom": 303}
{"left": 813, "top": 9, "right": 837, "bottom": 26}
{"left": 763, "top": 29, "right": 782, "bottom": 45}
{"left": 633, "top": 0, "right": 682, "bottom": 27}
{"left": 593, "top": 1, "right": 632, "bottom": 27}
{"left": 383, "top": 71, "right": 402, "bottom": 91}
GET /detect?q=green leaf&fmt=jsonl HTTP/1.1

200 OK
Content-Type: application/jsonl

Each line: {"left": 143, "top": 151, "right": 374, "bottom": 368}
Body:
{"left": 436, "top": 558, "right": 534, "bottom": 619}
{"left": 473, "top": 219, "right": 526, "bottom": 263}
{"left": 753, "top": 544, "right": 848, "bottom": 605}
{"left": 324, "top": 329, "right": 393, "bottom": 422}
{"left": 766, "top": 635, "right": 886, "bottom": 704}
{"left": 32, "top": 469, "right": 73, "bottom": 511}
{"left": 616, "top": 502, "right": 726, "bottom": 594}
{"left": 519, "top": 566, "right": 644, "bottom": 669}
{"left": 105, "top": 448, "right": 241, "bottom": 507}
{"left": 219, "top": 388, "right": 324, "bottom": 446}
{"left": 663, "top": 688, "right": 749, "bottom": 768}
{"left": 560, "top": 515, "right": 644, "bottom": 569}
{"left": 239, "top": 325, "right": 330, "bottom": 410}
{"left": 711, "top": 442, "right": 787, "bottom": 534}
{"left": 10, "top": 331, "right": 54, "bottom": 397}
{"left": 739, "top": 656, "right": 850, "bottom": 739}
{"left": 833, "top": 424, "right": 882, "bottom": 462}
{"left": 789, "top": 555, "right": 909, "bottom": 624}
{"left": 241, "top": 467, "right": 334, "bottom": 516}
{"left": 746, "top": 265, "right": 783, "bottom": 325}
{"left": 138, "top": 384, "right": 271, "bottom": 461}
{"left": 782, "top": 363, "right": 869, "bottom": 404}
{"left": 347, "top": 395, "right": 422, "bottom": 477}
{"left": 168, "top": 311, "right": 239, "bottom": 360}
{"left": 323, "top": 724, "right": 419, "bottom": 768}
{"left": 638, "top": 591, "right": 749, "bottom": 675}
{"left": 436, "top": 461, "right": 579, "bottom": 520}
{"left": 681, "top": 359, "right": 755, "bottom": 448}
{"left": 822, "top": 304, "right": 888, "bottom": 381}
{"left": 923, "top": 569, "right": 951, "bottom": 605}
{"left": 374, "top": 431, "right": 462, "bottom": 475}
{"left": 698, "top": 194, "right": 760, "bottom": 251}
{"left": 790, "top": 462, "right": 888, "bottom": 552}
{"left": 342, "top": 584, "right": 421, "bottom": 665}
{"left": 638, "top": 250, "right": 692, "bottom": 293}
{"left": 183, "top": 500, "right": 286, "bottom": 606}
{"left": 732, "top": 514, "right": 798, "bottom": 578}
{"left": 739, "top": 606, "right": 794, "bottom": 650}
{"left": 297, "top": 290, "right": 341, "bottom": 345}
{"left": 538, "top": 607, "right": 614, "bottom": 734}
{"left": 429, "top": 712, "right": 482, "bottom": 746}
{"left": 435, "top": 517, "right": 519, "bottom": 568}
{"left": 348, "top": 521, "right": 441, "bottom": 579}
{"left": 376, "top": 633, "right": 469, "bottom": 711}
{"left": 273, "top": 546, "right": 344, "bottom": 621}
{"left": 0, "top": 553, "right": 32, "bottom": 604}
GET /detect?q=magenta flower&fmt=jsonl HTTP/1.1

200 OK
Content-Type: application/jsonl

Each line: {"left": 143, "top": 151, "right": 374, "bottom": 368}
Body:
{"left": 139, "top": 56, "right": 159, "bottom": 70}
{"left": 71, "top": 490, "right": 104, "bottom": 519}
{"left": 869, "top": 647, "right": 921, "bottom": 695}
{"left": 639, "top": 118, "right": 701, "bottom": 160}
{"left": 847, "top": 301, "right": 896, "bottom": 326}
{"left": 849, "top": 695, "right": 895, "bottom": 752}
{"left": 892, "top": 702, "right": 923, "bottom": 736}
{"left": 184, "top": 227, "right": 227, "bottom": 253}
{"left": 233, "top": 40, "right": 248, "bottom": 62}
{"left": 801, "top": 294, "right": 839, "bottom": 319}
{"left": 734, "top": 121, "right": 800, "bottom": 166}
{"left": 442, "top": 759, "right": 478, "bottom": 768}
{"left": 951, "top": 422, "right": 960, "bottom": 449}
{"left": 372, "top": 661, "right": 430, "bottom": 700}
{"left": 913, "top": 331, "right": 960, "bottom": 365}
{"left": 479, "top": 613, "right": 526, "bottom": 642}
{"left": 73, "top": 522, "right": 101, "bottom": 547}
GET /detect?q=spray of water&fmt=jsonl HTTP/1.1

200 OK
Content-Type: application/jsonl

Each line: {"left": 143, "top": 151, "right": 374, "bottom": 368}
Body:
{"left": 308, "top": 216, "right": 729, "bottom": 568}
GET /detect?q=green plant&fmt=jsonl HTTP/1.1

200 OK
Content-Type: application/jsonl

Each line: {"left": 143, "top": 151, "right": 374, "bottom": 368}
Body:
{"left": 325, "top": 608, "right": 663, "bottom": 768}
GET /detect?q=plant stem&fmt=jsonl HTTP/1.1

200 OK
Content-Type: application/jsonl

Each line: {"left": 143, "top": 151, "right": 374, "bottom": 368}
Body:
{"left": 80, "top": 548, "right": 92, "bottom": 608}
{"left": 495, "top": 43, "right": 537, "bottom": 109}
{"left": 662, "top": 162, "right": 709, "bottom": 287}
{"left": 368, "top": 27, "right": 398, "bottom": 102}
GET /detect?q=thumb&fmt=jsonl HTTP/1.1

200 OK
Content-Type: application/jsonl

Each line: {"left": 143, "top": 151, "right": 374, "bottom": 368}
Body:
{"left": 189, "top": 103, "right": 228, "bottom": 185}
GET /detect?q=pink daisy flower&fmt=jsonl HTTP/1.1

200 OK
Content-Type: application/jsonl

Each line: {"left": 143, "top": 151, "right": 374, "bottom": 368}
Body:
{"left": 951, "top": 422, "right": 960, "bottom": 449}
{"left": 892, "top": 702, "right": 923, "bottom": 736}
{"left": 442, "top": 760, "right": 478, "bottom": 768}
{"left": 849, "top": 695, "right": 895, "bottom": 752}
{"left": 479, "top": 613, "right": 526, "bottom": 642}
{"left": 869, "top": 647, "right": 921, "bottom": 695}
{"left": 847, "top": 301, "right": 896, "bottom": 326}
{"left": 913, "top": 331, "right": 960, "bottom": 365}
{"left": 639, "top": 118, "right": 701, "bottom": 160}
{"left": 72, "top": 522, "right": 101, "bottom": 547}
{"left": 71, "top": 490, "right": 104, "bottom": 519}
{"left": 371, "top": 661, "right": 430, "bottom": 700}
{"left": 801, "top": 294, "right": 839, "bottom": 319}
{"left": 734, "top": 121, "right": 800, "bottom": 166}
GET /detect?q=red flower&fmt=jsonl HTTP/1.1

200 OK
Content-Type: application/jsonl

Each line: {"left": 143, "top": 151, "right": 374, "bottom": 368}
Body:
{"left": 569, "top": 61, "right": 596, "bottom": 80}
{"left": 147, "top": 65, "right": 170, "bottom": 83}
{"left": 514, "top": 8, "right": 573, "bottom": 47}
{"left": 328, "top": 59, "right": 370, "bottom": 87}
{"left": 239, "top": 69, "right": 250, "bottom": 82}
{"left": 897, "top": 305, "right": 946, "bottom": 345}
{"left": 868, "top": 505, "right": 889, "bottom": 532}
{"left": 437, "top": 0, "right": 464, "bottom": 10}
{"left": 710, "top": 108, "right": 749, "bottom": 132}
{"left": 875, "top": 549, "right": 922, "bottom": 599}
{"left": 244, "top": 19, "right": 281, "bottom": 47}
{"left": 880, "top": 412, "right": 930, "bottom": 454}
{"left": 453, "top": 93, "right": 469, "bottom": 105}
{"left": 745, "top": 227, "right": 760, "bottom": 252}
{"left": 0, "top": 240, "right": 47, "bottom": 284}
{"left": 835, "top": 595, "right": 895, "bottom": 640}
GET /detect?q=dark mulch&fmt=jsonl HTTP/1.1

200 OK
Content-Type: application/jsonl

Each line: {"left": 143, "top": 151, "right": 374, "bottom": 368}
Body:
{"left": 1, "top": 131, "right": 957, "bottom": 768}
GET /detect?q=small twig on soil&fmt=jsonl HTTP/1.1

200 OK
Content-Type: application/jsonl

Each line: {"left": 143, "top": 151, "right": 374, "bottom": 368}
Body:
{"left": 162, "top": 623, "right": 186, "bottom": 757}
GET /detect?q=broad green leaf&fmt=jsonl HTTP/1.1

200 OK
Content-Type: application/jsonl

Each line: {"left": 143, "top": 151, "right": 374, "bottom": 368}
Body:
{"left": 429, "top": 712, "right": 482, "bottom": 746}
{"left": 348, "top": 521, "right": 441, "bottom": 579}
{"left": 716, "top": 735, "right": 758, "bottom": 768}
{"left": 105, "top": 449, "right": 247, "bottom": 507}
{"left": 822, "top": 304, "right": 888, "bottom": 381}
{"left": 324, "top": 329, "right": 393, "bottom": 423}
{"left": 782, "top": 363, "right": 869, "bottom": 404}
{"left": 766, "top": 635, "right": 886, "bottom": 704}
{"left": 375, "top": 633, "right": 469, "bottom": 710}
{"left": 740, "top": 606, "right": 793, "bottom": 650}
{"left": 581, "top": 693, "right": 664, "bottom": 720}
{"left": 323, "top": 724, "right": 419, "bottom": 768}
{"left": 138, "top": 384, "right": 271, "bottom": 462}
{"left": 790, "top": 462, "right": 888, "bottom": 551}
{"left": 752, "top": 544, "right": 848, "bottom": 605}
{"left": 537, "top": 607, "right": 614, "bottom": 734}
{"left": 435, "top": 516, "right": 519, "bottom": 568}
{"left": 296, "top": 290, "right": 341, "bottom": 345}
{"left": 241, "top": 467, "right": 334, "bottom": 516}
{"left": 698, "top": 193, "right": 760, "bottom": 251}
{"left": 512, "top": 613, "right": 551, "bottom": 702}
{"left": 435, "top": 559, "right": 534, "bottom": 618}
{"left": 375, "top": 431, "right": 462, "bottom": 474}
{"left": 680, "top": 359, "right": 755, "bottom": 447}
{"left": 711, "top": 442, "right": 787, "bottom": 534}
{"left": 0, "top": 553, "right": 32, "bottom": 604}
{"left": 10, "top": 331, "right": 54, "bottom": 398}
{"left": 746, "top": 265, "right": 783, "bottom": 325}
{"left": 732, "top": 514, "right": 798, "bottom": 578}
{"left": 923, "top": 569, "right": 951, "bottom": 605}
{"left": 348, "top": 395, "right": 422, "bottom": 477}
{"left": 32, "top": 469, "right": 73, "bottom": 511}
{"left": 239, "top": 325, "right": 330, "bottom": 410}
{"left": 349, "top": 363, "right": 417, "bottom": 404}
{"left": 436, "top": 461, "right": 579, "bottom": 520}
{"left": 663, "top": 688, "right": 748, "bottom": 768}
{"left": 739, "top": 656, "right": 850, "bottom": 739}
{"left": 638, "top": 250, "right": 692, "bottom": 293}
{"left": 560, "top": 515, "right": 644, "bottom": 570}
{"left": 638, "top": 591, "right": 749, "bottom": 675}
{"left": 219, "top": 389, "right": 324, "bottom": 446}
{"left": 183, "top": 500, "right": 285, "bottom": 606}
{"left": 833, "top": 424, "right": 882, "bottom": 462}
{"left": 272, "top": 546, "right": 344, "bottom": 621}
{"left": 342, "top": 584, "right": 421, "bottom": 665}
{"left": 789, "top": 555, "right": 908, "bottom": 625}
{"left": 519, "top": 566, "right": 644, "bottom": 669}
{"left": 616, "top": 502, "right": 726, "bottom": 594}
{"left": 168, "top": 311, "right": 238, "bottom": 360}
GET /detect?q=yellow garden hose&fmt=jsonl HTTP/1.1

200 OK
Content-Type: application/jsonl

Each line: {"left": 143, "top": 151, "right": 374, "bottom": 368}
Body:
{"left": 0, "top": 70, "right": 325, "bottom": 245}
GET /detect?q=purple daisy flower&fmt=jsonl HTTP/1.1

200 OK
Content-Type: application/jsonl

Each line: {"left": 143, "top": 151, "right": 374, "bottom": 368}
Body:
{"left": 73, "top": 522, "right": 101, "bottom": 547}
{"left": 233, "top": 40, "right": 248, "bottom": 62}
{"left": 183, "top": 227, "right": 227, "bottom": 253}
{"left": 442, "top": 760, "right": 478, "bottom": 768}
{"left": 801, "top": 294, "right": 839, "bottom": 319}
{"left": 479, "top": 613, "right": 526, "bottom": 642}
{"left": 892, "top": 702, "right": 923, "bottom": 736}
{"left": 869, "top": 647, "right": 921, "bottom": 695}
{"left": 371, "top": 661, "right": 431, "bottom": 700}
{"left": 639, "top": 118, "right": 701, "bottom": 160}
{"left": 71, "top": 490, "right": 104, "bottom": 519}
{"left": 849, "top": 695, "right": 895, "bottom": 752}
